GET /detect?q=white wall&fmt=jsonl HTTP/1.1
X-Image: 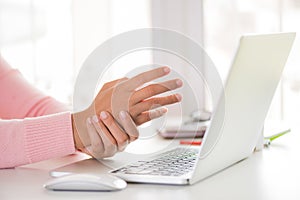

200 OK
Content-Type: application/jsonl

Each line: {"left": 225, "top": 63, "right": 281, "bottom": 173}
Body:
{"left": 151, "top": 0, "right": 208, "bottom": 116}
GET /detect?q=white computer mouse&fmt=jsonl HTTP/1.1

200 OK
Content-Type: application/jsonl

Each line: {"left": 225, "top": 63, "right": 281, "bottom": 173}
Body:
{"left": 44, "top": 173, "right": 127, "bottom": 191}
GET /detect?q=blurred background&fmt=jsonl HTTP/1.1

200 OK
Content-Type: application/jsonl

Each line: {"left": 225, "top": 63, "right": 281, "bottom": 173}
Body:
{"left": 1, "top": 0, "right": 300, "bottom": 125}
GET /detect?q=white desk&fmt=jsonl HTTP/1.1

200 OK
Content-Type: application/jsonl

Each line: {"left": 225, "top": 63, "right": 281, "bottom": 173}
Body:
{"left": 1, "top": 122, "right": 300, "bottom": 200}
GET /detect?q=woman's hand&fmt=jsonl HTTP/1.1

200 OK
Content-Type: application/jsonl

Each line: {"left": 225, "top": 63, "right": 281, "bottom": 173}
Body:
{"left": 72, "top": 66, "right": 182, "bottom": 157}
{"left": 93, "top": 66, "right": 182, "bottom": 126}
{"left": 77, "top": 111, "right": 135, "bottom": 158}
{"left": 95, "top": 66, "right": 181, "bottom": 130}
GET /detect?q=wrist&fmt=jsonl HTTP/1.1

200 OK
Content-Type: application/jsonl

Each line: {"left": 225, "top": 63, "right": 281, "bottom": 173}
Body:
{"left": 71, "top": 107, "right": 93, "bottom": 150}
{"left": 71, "top": 113, "right": 84, "bottom": 150}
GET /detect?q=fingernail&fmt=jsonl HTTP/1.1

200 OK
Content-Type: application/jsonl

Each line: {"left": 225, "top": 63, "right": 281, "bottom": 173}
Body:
{"left": 175, "top": 94, "right": 182, "bottom": 101}
{"left": 160, "top": 107, "right": 168, "bottom": 114}
{"left": 92, "top": 115, "right": 99, "bottom": 122}
{"left": 100, "top": 111, "right": 108, "bottom": 120}
{"left": 176, "top": 79, "right": 183, "bottom": 87}
{"left": 163, "top": 66, "right": 170, "bottom": 73}
{"left": 119, "top": 111, "right": 127, "bottom": 120}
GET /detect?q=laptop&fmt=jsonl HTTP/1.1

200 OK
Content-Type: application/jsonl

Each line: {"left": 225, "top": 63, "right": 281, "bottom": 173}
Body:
{"left": 52, "top": 33, "right": 295, "bottom": 185}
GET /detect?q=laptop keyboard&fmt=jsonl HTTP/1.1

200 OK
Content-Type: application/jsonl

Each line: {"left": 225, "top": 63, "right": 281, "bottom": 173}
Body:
{"left": 111, "top": 147, "right": 199, "bottom": 177}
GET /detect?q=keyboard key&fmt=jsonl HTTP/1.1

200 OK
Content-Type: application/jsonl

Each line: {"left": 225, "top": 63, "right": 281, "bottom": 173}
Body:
{"left": 113, "top": 147, "right": 200, "bottom": 177}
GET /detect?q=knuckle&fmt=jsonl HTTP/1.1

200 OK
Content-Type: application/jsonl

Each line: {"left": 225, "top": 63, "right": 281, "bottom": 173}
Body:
{"left": 118, "top": 135, "right": 129, "bottom": 146}
{"left": 149, "top": 109, "right": 158, "bottom": 119}
{"left": 91, "top": 149, "right": 103, "bottom": 159}
{"left": 149, "top": 98, "right": 161, "bottom": 107}
{"left": 134, "top": 117, "right": 142, "bottom": 126}
{"left": 104, "top": 145, "right": 117, "bottom": 157}
{"left": 118, "top": 143, "right": 128, "bottom": 152}
{"left": 172, "top": 94, "right": 179, "bottom": 102}
{"left": 128, "top": 127, "right": 139, "bottom": 138}
{"left": 145, "top": 85, "right": 156, "bottom": 96}
{"left": 110, "top": 138, "right": 118, "bottom": 146}
{"left": 150, "top": 110, "right": 160, "bottom": 120}
{"left": 92, "top": 142, "right": 103, "bottom": 153}
{"left": 135, "top": 114, "right": 149, "bottom": 126}
{"left": 130, "top": 136, "right": 138, "bottom": 142}
{"left": 115, "top": 82, "right": 124, "bottom": 89}
{"left": 103, "top": 82, "right": 109, "bottom": 88}
{"left": 91, "top": 150, "right": 100, "bottom": 158}
{"left": 160, "top": 83, "right": 170, "bottom": 91}
{"left": 135, "top": 76, "right": 144, "bottom": 86}
{"left": 118, "top": 77, "right": 128, "bottom": 83}
{"left": 94, "top": 141, "right": 102, "bottom": 149}
{"left": 129, "top": 107, "right": 138, "bottom": 118}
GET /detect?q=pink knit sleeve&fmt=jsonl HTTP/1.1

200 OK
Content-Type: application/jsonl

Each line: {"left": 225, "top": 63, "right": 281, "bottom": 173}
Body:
{"left": 0, "top": 55, "right": 76, "bottom": 168}
{"left": 0, "top": 112, "right": 76, "bottom": 169}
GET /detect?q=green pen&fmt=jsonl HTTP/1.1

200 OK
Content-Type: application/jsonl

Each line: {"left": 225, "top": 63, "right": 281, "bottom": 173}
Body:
{"left": 264, "top": 129, "right": 291, "bottom": 147}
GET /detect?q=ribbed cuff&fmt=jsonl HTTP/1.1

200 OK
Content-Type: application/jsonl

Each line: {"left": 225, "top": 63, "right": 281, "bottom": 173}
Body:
{"left": 24, "top": 112, "right": 76, "bottom": 163}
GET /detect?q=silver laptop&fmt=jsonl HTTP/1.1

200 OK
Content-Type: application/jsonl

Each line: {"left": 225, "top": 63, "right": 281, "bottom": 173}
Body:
{"left": 109, "top": 32, "right": 295, "bottom": 185}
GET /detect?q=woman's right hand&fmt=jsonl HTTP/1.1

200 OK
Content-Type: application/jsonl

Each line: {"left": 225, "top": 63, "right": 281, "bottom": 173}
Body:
{"left": 72, "top": 66, "right": 182, "bottom": 158}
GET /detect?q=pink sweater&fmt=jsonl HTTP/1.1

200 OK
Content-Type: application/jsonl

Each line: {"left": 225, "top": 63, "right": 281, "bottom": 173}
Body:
{"left": 0, "top": 56, "right": 75, "bottom": 169}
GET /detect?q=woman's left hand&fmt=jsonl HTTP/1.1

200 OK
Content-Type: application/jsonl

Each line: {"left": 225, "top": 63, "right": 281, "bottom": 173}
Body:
{"left": 78, "top": 111, "right": 135, "bottom": 159}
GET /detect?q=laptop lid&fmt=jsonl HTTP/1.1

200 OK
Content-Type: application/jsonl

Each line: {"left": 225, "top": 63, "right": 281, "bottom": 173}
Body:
{"left": 190, "top": 33, "right": 295, "bottom": 184}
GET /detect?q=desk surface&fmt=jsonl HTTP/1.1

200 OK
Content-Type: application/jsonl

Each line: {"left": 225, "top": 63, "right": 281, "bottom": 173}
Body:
{"left": 1, "top": 121, "right": 300, "bottom": 200}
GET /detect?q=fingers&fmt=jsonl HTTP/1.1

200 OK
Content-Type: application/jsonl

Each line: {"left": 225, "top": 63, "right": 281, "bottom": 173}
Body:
{"left": 99, "top": 111, "right": 130, "bottom": 152}
{"left": 135, "top": 107, "right": 168, "bottom": 126}
{"left": 90, "top": 115, "right": 118, "bottom": 158}
{"left": 125, "top": 66, "right": 170, "bottom": 90}
{"left": 85, "top": 117, "right": 105, "bottom": 158}
{"left": 118, "top": 111, "right": 139, "bottom": 142}
{"left": 84, "top": 112, "right": 133, "bottom": 159}
{"left": 131, "top": 78, "right": 183, "bottom": 104}
{"left": 130, "top": 93, "right": 182, "bottom": 117}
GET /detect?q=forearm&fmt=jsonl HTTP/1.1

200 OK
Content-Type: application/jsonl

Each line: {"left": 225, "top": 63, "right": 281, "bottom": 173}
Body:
{"left": 0, "top": 112, "right": 75, "bottom": 169}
